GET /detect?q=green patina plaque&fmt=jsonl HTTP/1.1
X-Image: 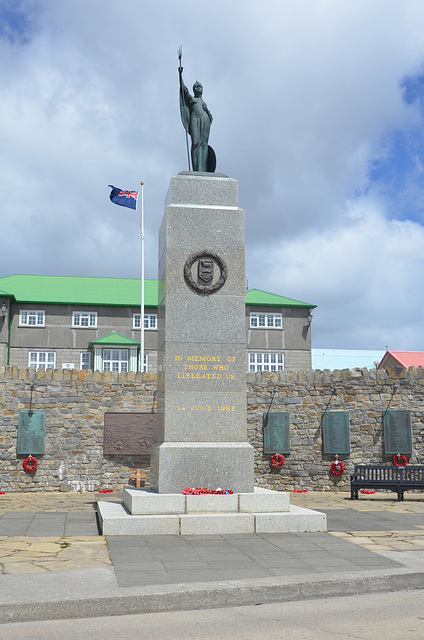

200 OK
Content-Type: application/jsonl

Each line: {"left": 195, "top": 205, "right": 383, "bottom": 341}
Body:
{"left": 263, "top": 412, "right": 290, "bottom": 454}
{"left": 383, "top": 410, "right": 412, "bottom": 454}
{"left": 322, "top": 411, "right": 351, "bottom": 454}
{"left": 17, "top": 410, "right": 46, "bottom": 455}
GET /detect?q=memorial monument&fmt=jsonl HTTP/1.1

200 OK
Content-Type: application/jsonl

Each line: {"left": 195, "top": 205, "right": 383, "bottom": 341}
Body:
{"left": 98, "top": 56, "right": 326, "bottom": 535}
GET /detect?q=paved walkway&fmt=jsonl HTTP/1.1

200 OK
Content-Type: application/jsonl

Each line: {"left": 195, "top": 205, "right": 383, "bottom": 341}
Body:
{"left": 1, "top": 490, "right": 424, "bottom": 623}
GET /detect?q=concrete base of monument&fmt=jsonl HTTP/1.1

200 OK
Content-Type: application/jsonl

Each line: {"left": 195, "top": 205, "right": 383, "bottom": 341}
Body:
{"left": 97, "top": 487, "right": 327, "bottom": 536}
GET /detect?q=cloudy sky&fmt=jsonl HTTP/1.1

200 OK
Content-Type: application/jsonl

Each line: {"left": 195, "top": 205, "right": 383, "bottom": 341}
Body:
{"left": 2, "top": 0, "right": 424, "bottom": 350}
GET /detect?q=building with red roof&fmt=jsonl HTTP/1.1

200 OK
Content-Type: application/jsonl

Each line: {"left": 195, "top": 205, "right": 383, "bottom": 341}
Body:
{"left": 378, "top": 350, "right": 424, "bottom": 371}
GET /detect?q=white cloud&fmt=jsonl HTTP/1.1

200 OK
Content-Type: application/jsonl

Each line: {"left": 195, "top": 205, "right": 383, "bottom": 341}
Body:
{"left": 1, "top": 1, "right": 424, "bottom": 349}
{"left": 255, "top": 197, "right": 424, "bottom": 349}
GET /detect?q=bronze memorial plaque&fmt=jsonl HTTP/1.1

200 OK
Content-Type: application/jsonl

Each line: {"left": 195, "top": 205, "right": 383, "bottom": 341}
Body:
{"left": 322, "top": 411, "right": 350, "bottom": 454}
{"left": 104, "top": 413, "right": 157, "bottom": 455}
{"left": 17, "top": 410, "right": 46, "bottom": 455}
{"left": 263, "top": 412, "right": 290, "bottom": 454}
{"left": 383, "top": 410, "right": 412, "bottom": 454}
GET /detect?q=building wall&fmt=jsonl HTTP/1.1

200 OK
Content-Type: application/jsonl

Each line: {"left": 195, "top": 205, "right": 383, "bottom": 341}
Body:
{"left": 0, "top": 302, "right": 10, "bottom": 362}
{"left": 246, "top": 306, "right": 311, "bottom": 370}
{"left": 1, "top": 365, "right": 423, "bottom": 492}
{"left": 5, "top": 302, "right": 311, "bottom": 372}
{"left": 7, "top": 303, "right": 158, "bottom": 371}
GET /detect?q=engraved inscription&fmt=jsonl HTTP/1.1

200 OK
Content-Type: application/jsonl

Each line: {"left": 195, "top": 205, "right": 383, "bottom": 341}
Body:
{"left": 383, "top": 410, "right": 412, "bottom": 454}
{"left": 174, "top": 354, "right": 237, "bottom": 380}
{"left": 263, "top": 412, "right": 290, "bottom": 454}
{"left": 322, "top": 411, "right": 350, "bottom": 454}
{"left": 104, "top": 413, "right": 157, "bottom": 455}
{"left": 17, "top": 410, "right": 46, "bottom": 455}
{"left": 177, "top": 404, "right": 235, "bottom": 412}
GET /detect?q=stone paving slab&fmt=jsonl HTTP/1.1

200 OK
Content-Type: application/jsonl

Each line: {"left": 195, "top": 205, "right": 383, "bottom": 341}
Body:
{"left": 325, "top": 509, "right": 424, "bottom": 531}
{"left": 0, "top": 536, "right": 111, "bottom": 574}
{"left": 106, "top": 531, "right": 401, "bottom": 588}
{"left": 0, "top": 511, "right": 100, "bottom": 536}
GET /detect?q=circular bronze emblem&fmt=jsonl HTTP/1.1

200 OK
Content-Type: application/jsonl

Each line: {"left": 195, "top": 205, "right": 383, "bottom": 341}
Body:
{"left": 183, "top": 251, "right": 228, "bottom": 294}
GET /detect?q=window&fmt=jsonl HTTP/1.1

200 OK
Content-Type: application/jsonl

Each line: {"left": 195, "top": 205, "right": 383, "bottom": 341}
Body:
{"left": 133, "top": 313, "right": 157, "bottom": 329}
{"left": 250, "top": 313, "right": 282, "bottom": 328}
{"left": 80, "top": 352, "right": 91, "bottom": 370}
{"left": 20, "top": 310, "right": 45, "bottom": 326}
{"left": 29, "top": 351, "right": 56, "bottom": 370}
{"left": 72, "top": 311, "right": 97, "bottom": 328}
{"left": 249, "top": 352, "right": 284, "bottom": 372}
{"left": 139, "top": 353, "right": 148, "bottom": 373}
{"left": 103, "top": 349, "right": 128, "bottom": 373}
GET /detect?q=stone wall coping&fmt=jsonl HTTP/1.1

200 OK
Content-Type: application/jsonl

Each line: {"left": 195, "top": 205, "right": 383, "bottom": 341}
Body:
{"left": 0, "top": 365, "right": 422, "bottom": 384}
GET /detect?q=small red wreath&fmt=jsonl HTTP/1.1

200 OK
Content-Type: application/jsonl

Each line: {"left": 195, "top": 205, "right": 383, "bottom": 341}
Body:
{"left": 22, "top": 455, "right": 38, "bottom": 472}
{"left": 393, "top": 454, "right": 408, "bottom": 466}
{"left": 270, "top": 453, "right": 285, "bottom": 468}
{"left": 330, "top": 460, "right": 345, "bottom": 475}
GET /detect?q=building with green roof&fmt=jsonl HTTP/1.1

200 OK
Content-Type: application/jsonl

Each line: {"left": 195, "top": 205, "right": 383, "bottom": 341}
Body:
{"left": 0, "top": 274, "right": 315, "bottom": 372}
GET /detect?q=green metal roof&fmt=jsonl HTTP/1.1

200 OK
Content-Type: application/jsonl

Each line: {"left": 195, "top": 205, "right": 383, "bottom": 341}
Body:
{"left": 0, "top": 274, "right": 158, "bottom": 307}
{"left": 245, "top": 288, "right": 316, "bottom": 308}
{"left": 0, "top": 275, "right": 315, "bottom": 309}
{"left": 89, "top": 332, "right": 140, "bottom": 346}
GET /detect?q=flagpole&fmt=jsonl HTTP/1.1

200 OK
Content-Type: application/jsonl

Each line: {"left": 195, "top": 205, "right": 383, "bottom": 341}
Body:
{"left": 139, "top": 182, "right": 145, "bottom": 373}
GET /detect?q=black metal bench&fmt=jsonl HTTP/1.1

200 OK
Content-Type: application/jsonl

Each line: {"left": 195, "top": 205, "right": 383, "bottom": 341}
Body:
{"left": 350, "top": 464, "right": 424, "bottom": 501}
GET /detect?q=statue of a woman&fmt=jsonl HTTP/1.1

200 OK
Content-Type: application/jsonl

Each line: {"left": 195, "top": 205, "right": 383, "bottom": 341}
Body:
{"left": 178, "top": 64, "right": 215, "bottom": 172}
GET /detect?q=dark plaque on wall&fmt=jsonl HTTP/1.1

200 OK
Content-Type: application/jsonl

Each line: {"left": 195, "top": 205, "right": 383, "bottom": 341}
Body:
{"left": 17, "top": 410, "right": 46, "bottom": 455}
{"left": 322, "top": 411, "right": 350, "bottom": 454}
{"left": 104, "top": 413, "right": 157, "bottom": 455}
{"left": 383, "top": 410, "right": 412, "bottom": 454}
{"left": 263, "top": 412, "right": 290, "bottom": 454}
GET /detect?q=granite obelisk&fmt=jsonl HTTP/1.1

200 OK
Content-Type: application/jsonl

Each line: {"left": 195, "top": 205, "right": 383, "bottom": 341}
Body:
{"left": 150, "top": 172, "right": 254, "bottom": 493}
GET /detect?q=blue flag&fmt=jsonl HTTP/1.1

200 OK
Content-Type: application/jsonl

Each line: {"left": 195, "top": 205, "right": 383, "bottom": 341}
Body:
{"left": 108, "top": 185, "right": 139, "bottom": 210}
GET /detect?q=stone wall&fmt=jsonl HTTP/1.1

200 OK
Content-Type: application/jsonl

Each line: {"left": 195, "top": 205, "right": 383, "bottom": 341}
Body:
{"left": 0, "top": 367, "right": 156, "bottom": 492}
{"left": 1, "top": 366, "right": 423, "bottom": 492}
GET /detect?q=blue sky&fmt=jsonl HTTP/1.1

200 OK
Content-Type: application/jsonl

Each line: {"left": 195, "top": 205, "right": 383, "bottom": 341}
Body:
{"left": 2, "top": 0, "right": 424, "bottom": 351}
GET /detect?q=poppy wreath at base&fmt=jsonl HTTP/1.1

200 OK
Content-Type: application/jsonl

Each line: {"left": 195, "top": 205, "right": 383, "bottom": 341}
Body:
{"left": 182, "top": 488, "right": 234, "bottom": 495}
{"left": 393, "top": 454, "right": 408, "bottom": 466}
{"left": 270, "top": 453, "right": 285, "bottom": 468}
{"left": 22, "top": 455, "right": 38, "bottom": 472}
{"left": 330, "top": 460, "right": 345, "bottom": 476}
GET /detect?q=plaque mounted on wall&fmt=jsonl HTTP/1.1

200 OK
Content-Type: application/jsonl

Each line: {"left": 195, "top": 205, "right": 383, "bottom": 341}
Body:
{"left": 103, "top": 413, "right": 157, "bottom": 455}
{"left": 383, "top": 410, "right": 412, "bottom": 454}
{"left": 17, "top": 410, "right": 46, "bottom": 455}
{"left": 322, "top": 411, "right": 351, "bottom": 455}
{"left": 263, "top": 412, "right": 290, "bottom": 454}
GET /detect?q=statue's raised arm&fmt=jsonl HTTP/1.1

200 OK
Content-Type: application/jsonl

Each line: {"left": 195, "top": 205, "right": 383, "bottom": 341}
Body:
{"left": 177, "top": 48, "right": 216, "bottom": 173}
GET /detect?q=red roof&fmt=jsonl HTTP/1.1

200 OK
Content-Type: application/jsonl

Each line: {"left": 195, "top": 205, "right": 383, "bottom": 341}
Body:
{"left": 378, "top": 351, "right": 424, "bottom": 369}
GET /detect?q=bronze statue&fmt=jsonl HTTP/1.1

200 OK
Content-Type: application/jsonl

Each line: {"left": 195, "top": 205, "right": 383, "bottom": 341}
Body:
{"left": 178, "top": 47, "right": 216, "bottom": 172}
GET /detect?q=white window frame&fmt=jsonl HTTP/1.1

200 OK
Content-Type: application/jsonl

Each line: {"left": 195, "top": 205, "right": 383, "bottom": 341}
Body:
{"left": 250, "top": 312, "right": 282, "bottom": 329}
{"left": 29, "top": 351, "right": 56, "bottom": 371}
{"left": 133, "top": 313, "right": 157, "bottom": 330}
{"left": 80, "top": 352, "right": 91, "bottom": 370}
{"left": 139, "top": 352, "right": 148, "bottom": 373}
{"left": 249, "top": 352, "right": 284, "bottom": 372}
{"left": 102, "top": 349, "right": 129, "bottom": 373}
{"left": 72, "top": 311, "right": 97, "bottom": 328}
{"left": 19, "top": 310, "right": 45, "bottom": 327}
